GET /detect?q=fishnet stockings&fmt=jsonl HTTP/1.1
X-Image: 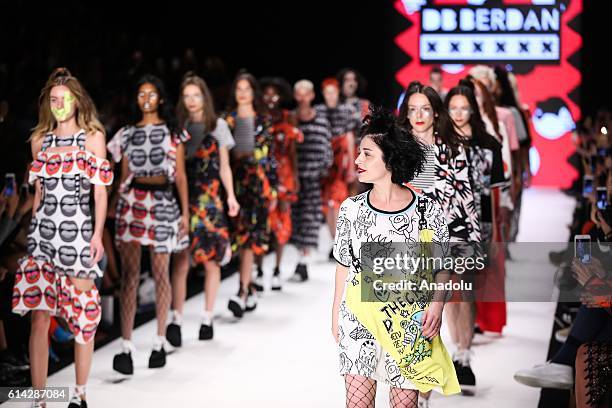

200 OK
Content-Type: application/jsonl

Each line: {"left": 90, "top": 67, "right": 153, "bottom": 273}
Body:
{"left": 151, "top": 252, "right": 171, "bottom": 336}
{"left": 119, "top": 244, "right": 172, "bottom": 339}
{"left": 119, "top": 244, "right": 140, "bottom": 339}
{"left": 389, "top": 387, "right": 418, "bottom": 408}
{"left": 345, "top": 375, "right": 376, "bottom": 408}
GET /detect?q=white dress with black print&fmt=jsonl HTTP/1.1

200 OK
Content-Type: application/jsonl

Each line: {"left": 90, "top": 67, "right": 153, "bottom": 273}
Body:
{"left": 12, "top": 130, "right": 113, "bottom": 344}
{"left": 332, "top": 189, "right": 449, "bottom": 389}
{"left": 28, "top": 130, "right": 113, "bottom": 278}
{"left": 108, "top": 123, "right": 190, "bottom": 253}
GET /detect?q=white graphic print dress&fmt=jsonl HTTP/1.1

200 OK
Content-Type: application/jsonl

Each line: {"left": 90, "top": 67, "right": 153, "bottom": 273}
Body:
{"left": 108, "top": 123, "right": 190, "bottom": 253}
{"left": 27, "top": 131, "right": 114, "bottom": 278}
{"left": 333, "top": 189, "right": 449, "bottom": 390}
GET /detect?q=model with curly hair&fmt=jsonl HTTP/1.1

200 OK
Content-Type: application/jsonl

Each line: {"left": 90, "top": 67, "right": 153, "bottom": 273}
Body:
{"left": 331, "top": 106, "right": 459, "bottom": 408}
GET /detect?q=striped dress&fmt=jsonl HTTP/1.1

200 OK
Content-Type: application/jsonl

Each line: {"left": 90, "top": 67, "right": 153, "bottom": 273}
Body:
{"left": 290, "top": 112, "right": 333, "bottom": 249}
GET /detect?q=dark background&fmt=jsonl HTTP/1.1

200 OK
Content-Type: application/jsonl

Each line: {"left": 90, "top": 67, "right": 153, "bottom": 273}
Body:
{"left": 0, "top": 1, "right": 607, "bottom": 126}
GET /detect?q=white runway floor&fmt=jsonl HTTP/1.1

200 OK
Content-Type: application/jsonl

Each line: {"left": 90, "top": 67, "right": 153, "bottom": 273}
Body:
{"left": 12, "top": 187, "right": 575, "bottom": 407}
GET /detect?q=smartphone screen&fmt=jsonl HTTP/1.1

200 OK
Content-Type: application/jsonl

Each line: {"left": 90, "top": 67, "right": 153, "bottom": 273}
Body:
{"left": 596, "top": 187, "right": 608, "bottom": 210}
{"left": 4, "top": 173, "right": 15, "bottom": 196}
{"left": 583, "top": 176, "right": 594, "bottom": 197}
{"left": 575, "top": 235, "right": 591, "bottom": 264}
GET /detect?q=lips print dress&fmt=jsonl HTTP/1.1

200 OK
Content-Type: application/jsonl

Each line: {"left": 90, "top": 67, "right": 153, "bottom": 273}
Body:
{"left": 12, "top": 130, "right": 113, "bottom": 343}
{"left": 108, "top": 123, "right": 190, "bottom": 253}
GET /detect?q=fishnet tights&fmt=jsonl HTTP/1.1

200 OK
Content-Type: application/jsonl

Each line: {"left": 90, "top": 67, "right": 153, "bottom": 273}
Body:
{"left": 389, "top": 387, "right": 418, "bottom": 408}
{"left": 345, "top": 375, "right": 376, "bottom": 408}
{"left": 119, "top": 244, "right": 171, "bottom": 339}
{"left": 344, "top": 375, "right": 419, "bottom": 408}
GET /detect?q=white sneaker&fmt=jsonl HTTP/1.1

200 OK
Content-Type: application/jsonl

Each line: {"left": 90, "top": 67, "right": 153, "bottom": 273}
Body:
{"left": 417, "top": 397, "right": 430, "bottom": 408}
{"left": 555, "top": 326, "right": 571, "bottom": 343}
{"left": 252, "top": 275, "right": 265, "bottom": 292}
{"left": 271, "top": 275, "right": 282, "bottom": 291}
{"left": 514, "top": 362, "right": 573, "bottom": 389}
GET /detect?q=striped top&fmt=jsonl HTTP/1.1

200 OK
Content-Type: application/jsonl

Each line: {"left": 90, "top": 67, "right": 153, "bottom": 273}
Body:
{"left": 233, "top": 116, "right": 256, "bottom": 154}
{"left": 296, "top": 112, "right": 333, "bottom": 179}
{"left": 410, "top": 144, "right": 436, "bottom": 192}
{"left": 314, "top": 103, "right": 360, "bottom": 138}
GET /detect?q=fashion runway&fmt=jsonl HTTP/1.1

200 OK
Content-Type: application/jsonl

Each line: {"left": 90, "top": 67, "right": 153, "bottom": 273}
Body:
{"left": 13, "top": 187, "right": 574, "bottom": 407}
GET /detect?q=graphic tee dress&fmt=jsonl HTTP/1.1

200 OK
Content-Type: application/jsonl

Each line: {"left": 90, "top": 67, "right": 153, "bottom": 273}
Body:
{"left": 333, "top": 189, "right": 460, "bottom": 394}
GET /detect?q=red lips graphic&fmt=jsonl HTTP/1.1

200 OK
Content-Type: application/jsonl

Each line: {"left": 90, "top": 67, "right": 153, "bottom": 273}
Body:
{"left": 119, "top": 200, "right": 130, "bottom": 216}
{"left": 12, "top": 288, "right": 21, "bottom": 309}
{"left": 23, "top": 286, "right": 42, "bottom": 308}
{"left": 81, "top": 323, "right": 98, "bottom": 343}
{"left": 44, "top": 285, "right": 57, "bottom": 309}
{"left": 132, "top": 202, "right": 147, "bottom": 219}
{"left": 99, "top": 160, "right": 112, "bottom": 184}
{"left": 15, "top": 270, "right": 23, "bottom": 284}
{"left": 46, "top": 154, "right": 61, "bottom": 175}
{"left": 61, "top": 285, "right": 72, "bottom": 307}
{"left": 116, "top": 219, "right": 128, "bottom": 236}
{"left": 68, "top": 317, "right": 81, "bottom": 338}
{"left": 62, "top": 152, "right": 74, "bottom": 172}
{"left": 85, "top": 300, "right": 100, "bottom": 321}
{"left": 76, "top": 151, "right": 87, "bottom": 171}
{"left": 86, "top": 156, "right": 97, "bottom": 179}
{"left": 129, "top": 221, "right": 146, "bottom": 238}
{"left": 42, "top": 262, "right": 55, "bottom": 284}
{"left": 31, "top": 153, "right": 48, "bottom": 173}
{"left": 71, "top": 297, "right": 83, "bottom": 318}
{"left": 24, "top": 259, "right": 41, "bottom": 284}
{"left": 134, "top": 189, "right": 148, "bottom": 201}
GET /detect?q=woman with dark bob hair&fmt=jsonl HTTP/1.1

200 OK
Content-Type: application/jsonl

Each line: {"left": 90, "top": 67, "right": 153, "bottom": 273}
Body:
{"left": 331, "top": 106, "right": 459, "bottom": 408}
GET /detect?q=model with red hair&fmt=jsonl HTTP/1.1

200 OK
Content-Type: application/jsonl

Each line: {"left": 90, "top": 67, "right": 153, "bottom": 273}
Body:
{"left": 315, "top": 78, "right": 360, "bottom": 260}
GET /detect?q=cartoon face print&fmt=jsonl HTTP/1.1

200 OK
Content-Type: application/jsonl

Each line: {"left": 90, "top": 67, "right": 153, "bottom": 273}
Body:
{"left": 355, "top": 340, "right": 378, "bottom": 377}
{"left": 339, "top": 352, "right": 354, "bottom": 373}
{"left": 354, "top": 205, "right": 376, "bottom": 240}
{"left": 385, "top": 355, "right": 405, "bottom": 387}
{"left": 391, "top": 213, "right": 411, "bottom": 234}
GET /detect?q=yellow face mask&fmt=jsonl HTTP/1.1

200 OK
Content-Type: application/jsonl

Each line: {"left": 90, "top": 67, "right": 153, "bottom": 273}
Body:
{"left": 51, "top": 91, "right": 76, "bottom": 122}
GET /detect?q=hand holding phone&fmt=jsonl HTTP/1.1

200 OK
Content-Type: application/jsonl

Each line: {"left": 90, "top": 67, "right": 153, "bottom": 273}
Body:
{"left": 596, "top": 187, "right": 608, "bottom": 210}
{"left": 4, "top": 173, "right": 16, "bottom": 197}
{"left": 574, "top": 235, "right": 592, "bottom": 264}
